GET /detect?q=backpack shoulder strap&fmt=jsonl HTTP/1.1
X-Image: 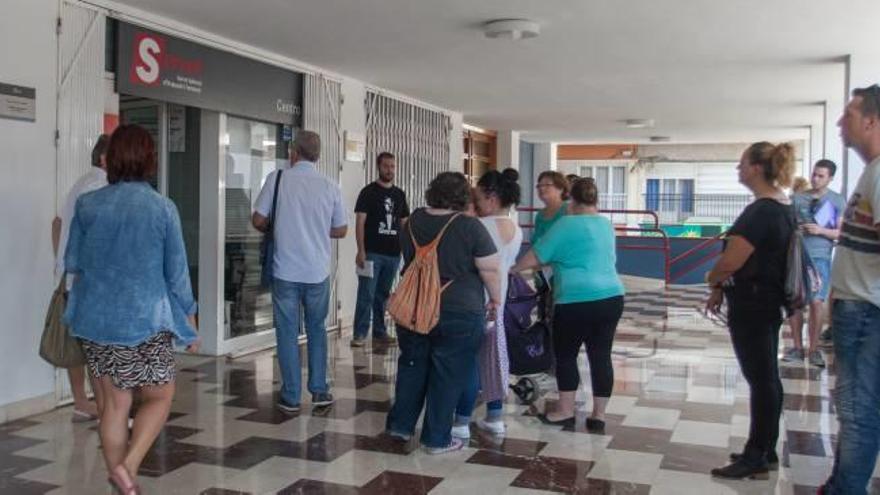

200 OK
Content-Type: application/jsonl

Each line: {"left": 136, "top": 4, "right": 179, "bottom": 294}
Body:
{"left": 407, "top": 215, "right": 420, "bottom": 248}
{"left": 410, "top": 212, "right": 462, "bottom": 250}
{"left": 428, "top": 213, "right": 462, "bottom": 247}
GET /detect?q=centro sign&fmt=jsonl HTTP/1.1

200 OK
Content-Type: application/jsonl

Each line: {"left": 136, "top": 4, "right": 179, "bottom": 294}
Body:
{"left": 117, "top": 22, "right": 303, "bottom": 126}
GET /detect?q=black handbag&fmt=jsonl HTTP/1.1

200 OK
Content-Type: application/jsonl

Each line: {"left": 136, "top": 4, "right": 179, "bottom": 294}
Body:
{"left": 260, "top": 170, "right": 283, "bottom": 288}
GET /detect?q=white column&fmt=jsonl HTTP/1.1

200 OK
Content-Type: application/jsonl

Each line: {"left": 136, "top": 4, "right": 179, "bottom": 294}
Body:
{"left": 497, "top": 130, "right": 521, "bottom": 170}
{"left": 826, "top": 95, "right": 846, "bottom": 194}
{"left": 448, "top": 112, "right": 465, "bottom": 173}
{"left": 532, "top": 142, "right": 557, "bottom": 208}
{"left": 810, "top": 121, "right": 823, "bottom": 175}
{"left": 802, "top": 134, "right": 812, "bottom": 179}
{"left": 627, "top": 162, "right": 645, "bottom": 226}
{"left": 842, "top": 54, "right": 880, "bottom": 197}
{"left": 198, "top": 110, "right": 224, "bottom": 355}
{"left": 335, "top": 77, "right": 367, "bottom": 328}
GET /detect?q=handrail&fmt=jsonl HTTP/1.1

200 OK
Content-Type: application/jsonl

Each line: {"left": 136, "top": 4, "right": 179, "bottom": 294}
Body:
{"left": 517, "top": 206, "right": 671, "bottom": 286}
{"left": 669, "top": 230, "right": 727, "bottom": 265}
{"left": 516, "top": 206, "right": 660, "bottom": 230}
{"left": 669, "top": 249, "right": 721, "bottom": 284}
{"left": 666, "top": 230, "right": 728, "bottom": 284}
{"left": 616, "top": 227, "right": 671, "bottom": 285}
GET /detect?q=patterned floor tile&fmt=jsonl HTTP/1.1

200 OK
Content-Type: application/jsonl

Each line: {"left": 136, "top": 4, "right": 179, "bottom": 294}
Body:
{"left": 585, "top": 449, "right": 664, "bottom": 485}
{"left": 0, "top": 287, "right": 853, "bottom": 493}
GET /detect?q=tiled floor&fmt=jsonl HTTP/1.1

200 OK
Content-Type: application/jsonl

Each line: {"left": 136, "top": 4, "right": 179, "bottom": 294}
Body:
{"left": 3, "top": 285, "right": 878, "bottom": 494}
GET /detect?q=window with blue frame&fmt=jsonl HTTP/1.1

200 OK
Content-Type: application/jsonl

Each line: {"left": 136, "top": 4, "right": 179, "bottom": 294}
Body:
{"left": 646, "top": 179, "right": 660, "bottom": 211}
{"left": 679, "top": 179, "right": 695, "bottom": 213}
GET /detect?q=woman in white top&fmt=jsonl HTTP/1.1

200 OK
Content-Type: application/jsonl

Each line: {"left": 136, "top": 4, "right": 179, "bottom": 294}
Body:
{"left": 452, "top": 169, "right": 523, "bottom": 438}
{"left": 51, "top": 134, "right": 109, "bottom": 422}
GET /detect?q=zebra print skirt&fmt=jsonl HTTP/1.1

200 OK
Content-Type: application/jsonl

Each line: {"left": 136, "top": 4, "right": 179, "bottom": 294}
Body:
{"left": 80, "top": 331, "right": 176, "bottom": 389}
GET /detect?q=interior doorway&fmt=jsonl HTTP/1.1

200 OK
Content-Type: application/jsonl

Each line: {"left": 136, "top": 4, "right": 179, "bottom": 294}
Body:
{"left": 120, "top": 97, "right": 201, "bottom": 298}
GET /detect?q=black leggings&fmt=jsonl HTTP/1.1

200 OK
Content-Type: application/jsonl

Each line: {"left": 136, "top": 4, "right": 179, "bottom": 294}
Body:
{"left": 728, "top": 307, "right": 784, "bottom": 461}
{"left": 552, "top": 296, "right": 624, "bottom": 396}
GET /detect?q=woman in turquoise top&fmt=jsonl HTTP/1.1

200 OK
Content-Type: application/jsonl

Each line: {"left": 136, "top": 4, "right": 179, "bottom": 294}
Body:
{"left": 531, "top": 171, "right": 568, "bottom": 245}
{"left": 513, "top": 178, "right": 625, "bottom": 433}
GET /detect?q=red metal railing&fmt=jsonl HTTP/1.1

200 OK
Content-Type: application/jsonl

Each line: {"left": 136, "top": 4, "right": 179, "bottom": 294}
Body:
{"left": 517, "top": 207, "right": 671, "bottom": 285}
{"left": 667, "top": 231, "right": 727, "bottom": 284}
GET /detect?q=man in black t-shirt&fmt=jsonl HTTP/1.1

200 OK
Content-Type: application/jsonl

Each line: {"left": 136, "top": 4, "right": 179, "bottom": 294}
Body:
{"left": 352, "top": 152, "right": 410, "bottom": 347}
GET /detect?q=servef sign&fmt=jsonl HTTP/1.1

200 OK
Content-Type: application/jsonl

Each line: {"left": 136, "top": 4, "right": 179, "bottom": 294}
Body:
{"left": 130, "top": 33, "right": 165, "bottom": 86}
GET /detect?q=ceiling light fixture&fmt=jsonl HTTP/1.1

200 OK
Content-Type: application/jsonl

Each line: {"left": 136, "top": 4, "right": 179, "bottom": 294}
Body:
{"left": 624, "top": 119, "right": 655, "bottom": 129}
{"left": 483, "top": 19, "right": 541, "bottom": 40}
{"left": 649, "top": 136, "right": 671, "bottom": 143}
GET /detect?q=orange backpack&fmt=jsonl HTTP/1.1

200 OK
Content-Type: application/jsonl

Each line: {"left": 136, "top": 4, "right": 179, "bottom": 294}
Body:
{"left": 387, "top": 213, "right": 461, "bottom": 334}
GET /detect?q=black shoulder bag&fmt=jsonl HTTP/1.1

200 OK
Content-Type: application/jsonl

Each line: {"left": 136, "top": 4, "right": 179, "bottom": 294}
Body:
{"left": 260, "top": 170, "right": 283, "bottom": 288}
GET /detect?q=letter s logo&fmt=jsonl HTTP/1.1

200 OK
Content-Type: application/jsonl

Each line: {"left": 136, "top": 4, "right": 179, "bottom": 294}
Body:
{"left": 130, "top": 33, "right": 164, "bottom": 86}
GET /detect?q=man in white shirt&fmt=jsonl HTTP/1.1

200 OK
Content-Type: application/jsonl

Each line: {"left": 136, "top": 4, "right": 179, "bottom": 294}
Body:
{"left": 821, "top": 84, "right": 880, "bottom": 495}
{"left": 51, "top": 134, "right": 109, "bottom": 422}
{"left": 252, "top": 131, "right": 347, "bottom": 413}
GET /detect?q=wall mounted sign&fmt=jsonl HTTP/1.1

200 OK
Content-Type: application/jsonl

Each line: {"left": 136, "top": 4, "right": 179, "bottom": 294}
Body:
{"left": 0, "top": 83, "right": 36, "bottom": 122}
{"left": 344, "top": 130, "right": 365, "bottom": 162}
{"left": 168, "top": 104, "right": 186, "bottom": 152}
{"left": 116, "top": 22, "right": 303, "bottom": 126}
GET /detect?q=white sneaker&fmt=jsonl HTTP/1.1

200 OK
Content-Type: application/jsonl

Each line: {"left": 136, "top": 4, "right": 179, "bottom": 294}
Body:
{"left": 425, "top": 437, "right": 465, "bottom": 455}
{"left": 476, "top": 419, "right": 506, "bottom": 435}
{"left": 451, "top": 424, "right": 471, "bottom": 439}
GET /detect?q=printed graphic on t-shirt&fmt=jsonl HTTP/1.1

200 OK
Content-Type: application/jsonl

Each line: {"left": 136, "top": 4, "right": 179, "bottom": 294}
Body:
{"left": 379, "top": 197, "right": 398, "bottom": 236}
{"left": 839, "top": 193, "right": 880, "bottom": 254}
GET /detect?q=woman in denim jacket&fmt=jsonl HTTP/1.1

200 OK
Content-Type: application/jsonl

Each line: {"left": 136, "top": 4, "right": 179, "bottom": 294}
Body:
{"left": 64, "top": 125, "right": 199, "bottom": 494}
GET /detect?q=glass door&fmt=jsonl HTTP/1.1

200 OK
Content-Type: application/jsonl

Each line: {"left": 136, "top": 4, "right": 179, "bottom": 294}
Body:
{"left": 120, "top": 98, "right": 167, "bottom": 193}
{"left": 120, "top": 100, "right": 200, "bottom": 311}
{"left": 222, "top": 116, "right": 290, "bottom": 343}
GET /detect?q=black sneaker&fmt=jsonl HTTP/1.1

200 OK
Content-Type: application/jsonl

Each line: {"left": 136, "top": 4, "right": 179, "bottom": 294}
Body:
{"left": 373, "top": 335, "right": 397, "bottom": 345}
{"left": 312, "top": 392, "right": 334, "bottom": 407}
{"left": 277, "top": 398, "right": 301, "bottom": 414}
{"left": 585, "top": 417, "right": 606, "bottom": 434}
{"left": 820, "top": 328, "right": 833, "bottom": 347}
{"left": 729, "top": 451, "right": 779, "bottom": 470}
{"left": 711, "top": 459, "right": 770, "bottom": 480}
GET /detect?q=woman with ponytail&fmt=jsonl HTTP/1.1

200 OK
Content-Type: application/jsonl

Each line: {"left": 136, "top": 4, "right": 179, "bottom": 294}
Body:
{"left": 451, "top": 169, "right": 524, "bottom": 438}
{"left": 705, "top": 142, "right": 797, "bottom": 480}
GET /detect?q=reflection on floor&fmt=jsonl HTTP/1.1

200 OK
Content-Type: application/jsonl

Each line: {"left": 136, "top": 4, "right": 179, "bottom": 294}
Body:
{"left": 3, "top": 285, "right": 878, "bottom": 494}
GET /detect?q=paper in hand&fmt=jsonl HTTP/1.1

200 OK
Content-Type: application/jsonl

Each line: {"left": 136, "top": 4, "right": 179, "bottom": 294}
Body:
{"left": 356, "top": 260, "right": 374, "bottom": 278}
{"left": 813, "top": 200, "right": 838, "bottom": 229}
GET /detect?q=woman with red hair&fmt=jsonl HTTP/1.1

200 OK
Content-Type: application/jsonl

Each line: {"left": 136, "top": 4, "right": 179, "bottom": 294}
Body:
{"left": 64, "top": 124, "right": 199, "bottom": 494}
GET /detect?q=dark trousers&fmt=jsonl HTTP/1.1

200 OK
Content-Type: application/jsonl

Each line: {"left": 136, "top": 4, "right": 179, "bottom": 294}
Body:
{"left": 728, "top": 307, "right": 784, "bottom": 463}
{"left": 552, "top": 296, "right": 624, "bottom": 396}
{"left": 353, "top": 253, "right": 400, "bottom": 339}
{"left": 386, "top": 309, "right": 484, "bottom": 448}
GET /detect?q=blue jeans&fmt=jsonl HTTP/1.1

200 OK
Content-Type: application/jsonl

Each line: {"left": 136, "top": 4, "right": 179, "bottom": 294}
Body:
{"left": 455, "top": 359, "right": 503, "bottom": 422}
{"left": 353, "top": 253, "right": 399, "bottom": 339}
{"left": 386, "top": 310, "right": 484, "bottom": 448}
{"left": 272, "top": 277, "right": 330, "bottom": 405}
{"left": 823, "top": 299, "right": 880, "bottom": 495}
{"left": 811, "top": 257, "right": 832, "bottom": 302}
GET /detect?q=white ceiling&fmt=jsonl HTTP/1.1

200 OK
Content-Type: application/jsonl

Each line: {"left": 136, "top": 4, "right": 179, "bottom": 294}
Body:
{"left": 112, "top": 0, "right": 880, "bottom": 144}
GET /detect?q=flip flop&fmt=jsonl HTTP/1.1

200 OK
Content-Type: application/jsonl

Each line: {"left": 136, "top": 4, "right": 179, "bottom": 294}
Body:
{"left": 72, "top": 409, "right": 98, "bottom": 423}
